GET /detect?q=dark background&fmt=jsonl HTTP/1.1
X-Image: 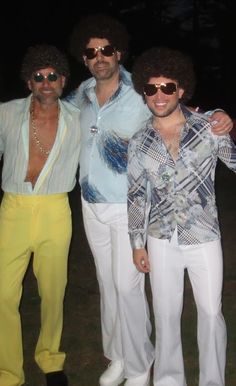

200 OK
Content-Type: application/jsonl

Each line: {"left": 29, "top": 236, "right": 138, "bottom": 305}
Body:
{"left": 0, "top": 0, "right": 235, "bottom": 116}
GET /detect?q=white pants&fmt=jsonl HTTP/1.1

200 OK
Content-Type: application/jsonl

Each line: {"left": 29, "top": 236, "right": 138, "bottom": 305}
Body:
{"left": 148, "top": 232, "right": 227, "bottom": 386}
{"left": 82, "top": 198, "right": 154, "bottom": 377}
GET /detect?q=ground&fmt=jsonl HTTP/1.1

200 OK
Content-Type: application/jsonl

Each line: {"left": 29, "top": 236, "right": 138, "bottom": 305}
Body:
{"left": 19, "top": 162, "right": 236, "bottom": 386}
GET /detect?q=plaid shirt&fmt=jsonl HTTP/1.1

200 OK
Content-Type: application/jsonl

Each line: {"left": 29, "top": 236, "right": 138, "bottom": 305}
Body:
{"left": 127, "top": 105, "right": 236, "bottom": 248}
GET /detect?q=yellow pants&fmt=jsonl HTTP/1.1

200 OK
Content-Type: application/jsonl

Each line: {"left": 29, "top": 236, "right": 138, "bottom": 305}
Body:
{"left": 0, "top": 193, "right": 72, "bottom": 386}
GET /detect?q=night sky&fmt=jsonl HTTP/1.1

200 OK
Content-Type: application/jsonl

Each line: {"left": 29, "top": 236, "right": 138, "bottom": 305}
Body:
{"left": 0, "top": 0, "right": 235, "bottom": 116}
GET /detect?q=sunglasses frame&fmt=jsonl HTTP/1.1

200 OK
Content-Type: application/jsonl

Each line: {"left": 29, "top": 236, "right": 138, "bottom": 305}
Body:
{"left": 33, "top": 72, "right": 59, "bottom": 83}
{"left": 84, "top": 45, "right": 116, "bottom": 60}
{"left": 143, "top": 82, "right": 177, "bottom": 97}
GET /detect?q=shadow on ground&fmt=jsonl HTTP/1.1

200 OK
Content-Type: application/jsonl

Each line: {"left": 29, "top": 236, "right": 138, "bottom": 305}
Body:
{"left": 19, "top": 162, "right": 236, "bottom": 385}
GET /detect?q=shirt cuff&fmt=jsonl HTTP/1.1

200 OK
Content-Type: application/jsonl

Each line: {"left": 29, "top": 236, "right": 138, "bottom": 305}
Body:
{"left": 204, "top": 108, "right": 224, "bottom": 117}
{"left": 129, "top": 232, "right": 146, "bottom": 249}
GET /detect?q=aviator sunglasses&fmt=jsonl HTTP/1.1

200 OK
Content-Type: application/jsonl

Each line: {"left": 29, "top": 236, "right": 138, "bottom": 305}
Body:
{"left": 143, "top": 82, "right": 177, "bottom": 96}
{"left": 84, "top": 45, "right": 116, "bottom": 60}
{"left": 33, "top": 72, "right": 59, "bottom": 82}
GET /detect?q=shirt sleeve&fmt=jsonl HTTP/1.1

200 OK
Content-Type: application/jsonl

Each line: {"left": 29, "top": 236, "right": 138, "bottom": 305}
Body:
{"left": 0, "top": 107, "right": 4, "bottom": 160}
{"left": 204, "top": 108, "right": 225, "bottom": 117}
{"left": 127, "top": 136, "right": 149, "bottom": 249}
{"left": 64, "top": 86, "right": 81, "bottom": 108}
{"left": 217, "top": 134, "right": 236, "bottom": 172}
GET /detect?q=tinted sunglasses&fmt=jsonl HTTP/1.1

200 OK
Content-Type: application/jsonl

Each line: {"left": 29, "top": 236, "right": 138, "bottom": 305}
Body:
{"left": 84, "top": 45, "right": 116, "bottom": 60}
{"left": 143, "top": 82, "right": 177, "bottom": 96}
{"left": 33, "top": 72, "right": 59, "bottom": 82}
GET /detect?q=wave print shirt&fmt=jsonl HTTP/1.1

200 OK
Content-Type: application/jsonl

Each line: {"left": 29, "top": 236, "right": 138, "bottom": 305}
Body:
{"left": 127, "top": 105, "right": 236, "bottom": 247}
{"left": 67, "top": 66, "right": 151, "bottom": 203}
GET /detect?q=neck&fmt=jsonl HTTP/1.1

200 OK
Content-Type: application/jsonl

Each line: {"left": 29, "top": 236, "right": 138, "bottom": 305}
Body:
{"left": 95, "top": 72, "right": 120, "bottom": 106}
{"left": 153, "top": 107, "right": 185, "bottom": 133}
{"left": 31, "top": 97, "right": 59, "bottom": 115}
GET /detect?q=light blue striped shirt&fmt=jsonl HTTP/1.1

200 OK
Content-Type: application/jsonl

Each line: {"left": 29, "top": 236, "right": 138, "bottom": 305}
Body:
{"left": 0, "top": 94, "right": 81, "bottom": 194}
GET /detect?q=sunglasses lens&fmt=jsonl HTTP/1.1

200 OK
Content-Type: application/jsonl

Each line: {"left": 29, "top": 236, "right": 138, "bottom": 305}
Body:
{"left": 84, "top": 48, "right": 97, "bottom": 60}
{"left": 143, "top": 84, "right": 157, "bottom": 96}
{"left": 102, "top": 45, "right": 115, "bottom": 56}
{"left": 33, "top": 73, "right": 44, "bottom": 82}
{"left": 144, "top": 82, "right": 177, "bottom": 96}
{"left": 47, "top": 73, "right": 58, "bottom": 82}
{"left": 84, "top": 45, "right": 115, "bottom": 59}
{"left": 161, "top": 82, "right": 177, "bottom": 95}
{"left": 33, "top": 72, "right": 59, "bottom": 82}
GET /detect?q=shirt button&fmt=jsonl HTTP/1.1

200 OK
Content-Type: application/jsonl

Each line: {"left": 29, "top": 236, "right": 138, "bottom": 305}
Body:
{"left": 162, "top": 173, "right": 170, "bottom": 182}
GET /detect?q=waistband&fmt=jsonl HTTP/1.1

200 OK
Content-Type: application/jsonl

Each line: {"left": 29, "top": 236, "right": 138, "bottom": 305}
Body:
{"left": 3, "top": 192, "right": 68, "bottom": 202}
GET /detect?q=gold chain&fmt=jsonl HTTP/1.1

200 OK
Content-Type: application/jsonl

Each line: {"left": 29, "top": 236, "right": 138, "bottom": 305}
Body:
{"left": 30, "top": 100, "right": 59, "bottom": 157}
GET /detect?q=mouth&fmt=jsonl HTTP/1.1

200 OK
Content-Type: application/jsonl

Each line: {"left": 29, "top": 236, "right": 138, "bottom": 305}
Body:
{"left": 94, "top": 62, "right": 109, "bottom": 70}
{"left": 40, "top": 89, "right": 55, "bottom": 93}
{"left": 154, "top": 102, "right": 167, "bottom": 107}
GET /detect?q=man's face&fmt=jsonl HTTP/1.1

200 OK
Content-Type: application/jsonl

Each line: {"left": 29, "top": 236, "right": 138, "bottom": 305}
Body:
{"left": 144, "top": 76, "right": 184, "bottom": 118}
{"left": 28, "top": 67, "right": 65, "bottom": 104}
{"left": 83, "top": 38, "right": 121, "bottom": 81}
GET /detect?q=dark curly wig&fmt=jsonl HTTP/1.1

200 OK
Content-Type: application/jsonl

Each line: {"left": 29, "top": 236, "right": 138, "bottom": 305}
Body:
{"left": 21, "top": 44, "right": 70, "bottom": 82}
{"left": 132, "top": 46, "right": 196, "bottom": 102}
{"left": 69, "top": 13, "right": 130, "bottom": 63}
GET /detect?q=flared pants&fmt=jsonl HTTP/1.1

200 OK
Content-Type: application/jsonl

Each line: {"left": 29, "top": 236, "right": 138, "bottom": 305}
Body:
{"left": 0, "top": 193, "right": 72, "bottom": 386}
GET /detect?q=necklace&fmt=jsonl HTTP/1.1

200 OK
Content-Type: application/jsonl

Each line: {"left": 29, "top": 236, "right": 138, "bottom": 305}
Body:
{"left": 154, "top": 124, "right": 183, "bottom": 161}
{"left": 30, "top": 100, "right": 60, "bottom": 157}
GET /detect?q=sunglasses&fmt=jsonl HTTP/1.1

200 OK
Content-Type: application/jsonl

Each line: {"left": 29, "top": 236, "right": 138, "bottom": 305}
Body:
{"left": 143, "top": 82, "right": 177, "bottom": 96}
{"left": 84, "top": 45, "right": 116, "bottom": 60}
{"left": 33, "top": 72, "right": 59, "bottom": 83}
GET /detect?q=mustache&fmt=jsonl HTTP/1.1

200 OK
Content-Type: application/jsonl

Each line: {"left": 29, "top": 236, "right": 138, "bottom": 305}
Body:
{"left": 94, "top": 61, "right": 109, "bottom": 67}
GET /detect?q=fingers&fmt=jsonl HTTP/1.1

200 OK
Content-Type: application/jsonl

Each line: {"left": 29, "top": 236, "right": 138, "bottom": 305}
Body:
{"left": 133, "top": 248, "right": 150, "bottom": 273}
{"left": 135, "top": 258, "right": 150, "bottom": 273}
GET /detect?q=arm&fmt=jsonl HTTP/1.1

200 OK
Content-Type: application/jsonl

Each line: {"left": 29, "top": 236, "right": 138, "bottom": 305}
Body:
{"left": 127, "top": 136, "right": 149, "bottom": 252}
{"left": 0, "top": 106, "right": 4, "bottom": 160}
{"left": 217, "top": 134, "right": 236, "bottom": 173}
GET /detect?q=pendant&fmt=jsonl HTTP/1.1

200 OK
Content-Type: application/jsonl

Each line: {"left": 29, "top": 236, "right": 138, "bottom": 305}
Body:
{"left": 90, "top": 125, "right": 98, "bottom": 134}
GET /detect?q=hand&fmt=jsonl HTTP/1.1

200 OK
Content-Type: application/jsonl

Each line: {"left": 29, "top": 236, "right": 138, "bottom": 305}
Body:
{"left": 209, "top": 111, "right": 233, "bottom": 135}
{"left": 133, "top": 248, "right": 150, "bottom": 273}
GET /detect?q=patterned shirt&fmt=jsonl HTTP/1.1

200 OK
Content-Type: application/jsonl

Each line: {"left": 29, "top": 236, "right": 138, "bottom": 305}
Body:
{"left": 67, "top": 65, "right": 151, "bottom": 203}
{"left": 0, "top": 94, "right": 81, "bottom": 194}
{"left": 127, "top": 105, "right": 236, "bottom": 248}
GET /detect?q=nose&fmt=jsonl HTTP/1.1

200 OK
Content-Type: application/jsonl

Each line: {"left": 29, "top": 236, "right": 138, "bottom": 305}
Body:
{"left": 154, "top": 88, "right": 163, "bottom": 98}
{"left": 42, "top": 79, "right": 50, "bottom": 85}
{"left": 96, "top": 50, "right": 104, "bottom": 60}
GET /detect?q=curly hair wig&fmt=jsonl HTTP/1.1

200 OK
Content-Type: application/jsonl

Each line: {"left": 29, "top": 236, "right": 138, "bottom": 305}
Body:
{"left": 21, "top": 44, "right": 70, "bottom": 82}
{"left": 132, "top": 46, "right": 196, "bottom": 102}
{"left": 69, "top": 13, "right": 130, "bottom": 63}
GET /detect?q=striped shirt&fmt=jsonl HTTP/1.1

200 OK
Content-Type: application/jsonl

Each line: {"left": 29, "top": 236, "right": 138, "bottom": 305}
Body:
{"left": 0, "top": 94, "right": 81, "bottom": 194}
{"left": 127, "top": 105, "right": 236, "bottom": 248}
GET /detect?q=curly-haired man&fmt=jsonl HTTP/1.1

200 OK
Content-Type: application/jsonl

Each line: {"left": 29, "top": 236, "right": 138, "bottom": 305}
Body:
{"left": 127, "top": 46, "right": 236, "bottom": 386}
{"left": 0, "top": 44, "right": 81, "bottom": 386}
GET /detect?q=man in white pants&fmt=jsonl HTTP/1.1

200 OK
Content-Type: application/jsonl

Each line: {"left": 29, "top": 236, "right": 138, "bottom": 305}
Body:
{"left": 68, "top": 13, "right": 233, "bottom": 386}
{"left": 127, "top": 46, "right": 236, "bottom": 386}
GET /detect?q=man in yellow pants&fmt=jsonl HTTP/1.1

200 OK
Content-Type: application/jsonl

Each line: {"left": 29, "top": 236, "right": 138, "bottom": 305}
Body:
{"left": 0, "top": 44, "right": 81, "bottom": 386}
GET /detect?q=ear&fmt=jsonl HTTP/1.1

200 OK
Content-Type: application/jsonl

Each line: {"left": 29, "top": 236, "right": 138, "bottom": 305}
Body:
{"left": 178, "top": 88, "right": 185, "bottom": 99}
{"left": 82, "top": 55, "right": 88, "bottom": 67}
{"left": 27, "top": 80, "right": 32, "bottom": 91}
{"left": 116, "top": 50, "right": 122, "bottom": 62}
{"left": 61, "top": 75, "right": 66, "bottom": 88}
